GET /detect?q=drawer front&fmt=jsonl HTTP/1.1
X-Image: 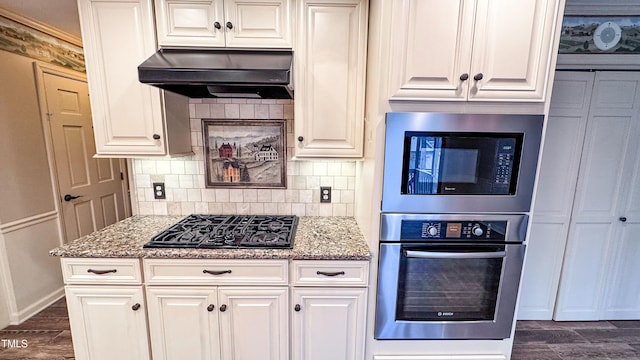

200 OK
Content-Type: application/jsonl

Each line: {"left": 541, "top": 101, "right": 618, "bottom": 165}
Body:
{"left": 61, "top": 258, "right": 142, "bottom": 285}
{"left": 291, "top": 260, "right": 369, "bottom": 287}
{"left": 144, "top": 259, "right": 289, "bottom": 285}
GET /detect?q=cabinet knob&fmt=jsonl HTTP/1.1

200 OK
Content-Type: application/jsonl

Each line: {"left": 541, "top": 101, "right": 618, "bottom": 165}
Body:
{"left": 220, "top": 304, "right": 227, "bottom": 312}
{"left": 620, "top": 217, "right": 627, "bottom": 222}
{"left": 226, "top": 22, "right": 233, "bottom": 30}
{"left": 473, "top": 73, "right": 484, "bottom": 81}
{"left": 207, "top": 304, "right": 215, "bottom": 312}
{"left": 214, "top": 21, "right": 221, "bottom": 30}
{"left": 132, "top": 303, "right": 141, "bottom": 311}
{"left": 297, "top": 136, "right": 304, "bottom": 142}
{"left": 294, "top": 304, "right": 301, "bottom": 312}
{"left": 152, "top": 134, "right": 161, "bottom": 140}
{"left": 459, "top": 73, "right": 469, "bottom": 81}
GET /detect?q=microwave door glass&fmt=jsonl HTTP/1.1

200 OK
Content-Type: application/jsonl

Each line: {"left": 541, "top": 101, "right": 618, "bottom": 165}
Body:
{"left": 402, "top": 133, "right": 522, "bottom": 196}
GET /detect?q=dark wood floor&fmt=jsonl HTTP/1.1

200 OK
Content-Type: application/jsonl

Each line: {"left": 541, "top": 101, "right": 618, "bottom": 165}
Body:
{"left": 1, "top": 297, "right": 640, "bottom": 359}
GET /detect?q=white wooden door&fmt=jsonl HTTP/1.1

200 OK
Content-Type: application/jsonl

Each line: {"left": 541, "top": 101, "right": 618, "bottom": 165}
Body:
{"left": 155, "top": 0, "right": 226, "bottom": 47}
{"left": 146, "top": 287, "right": 221, "bottom": 360}
{"left": 65, "top": 286, "right": 149, "bottom": 360}
{"left": 294, "top": 0, "right": 367, "bottom": 158}
{"left": 518, "top": 72, "right": 593, "bottom": 320}
{"left": 470, "top": 0, "right": 559, "bottom": 101}
{"left": 78, "top": 0, "right": 167, "bottom": 155}
{"left": 43, "top": 71, "right": 126, "bottom": 242}
{"left": 387, "top": 0, "right": 475, "bottom": 101}
{"left": 225, "top": 0, "right": 292, "bottom": 48}
{"left": 217, "top": 287, "right": 288, "bottom": 360}
{"left": 555, "top": 72, "right": 640, "bottom": 320}
{"left": 291, "top": 288, "right": 366, "bottom": 360}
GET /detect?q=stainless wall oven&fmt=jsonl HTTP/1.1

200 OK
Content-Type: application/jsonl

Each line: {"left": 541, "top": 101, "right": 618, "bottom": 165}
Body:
{"left": 382, "top": 112, "right": 543, "bottom": 213}
{"left": 375, "top": 213, "right": 528, "bottom": 340}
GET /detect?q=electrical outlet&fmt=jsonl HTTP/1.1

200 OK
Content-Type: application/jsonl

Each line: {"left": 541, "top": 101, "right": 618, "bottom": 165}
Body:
{"left": 320, "top": 186, "right": 331, "bottom": 203}
{"left": 153, "top": 182, "right": 166, "bottom": 199}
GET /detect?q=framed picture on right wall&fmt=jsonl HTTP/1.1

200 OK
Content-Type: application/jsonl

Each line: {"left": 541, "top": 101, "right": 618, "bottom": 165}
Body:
{"left": 559, "top": 16, "right": 640, "bottom": 54}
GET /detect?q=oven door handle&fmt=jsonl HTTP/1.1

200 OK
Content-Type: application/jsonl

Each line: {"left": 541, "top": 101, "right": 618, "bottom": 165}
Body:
{"left": 405, "top": 250, "right": 507, "bottom": 259}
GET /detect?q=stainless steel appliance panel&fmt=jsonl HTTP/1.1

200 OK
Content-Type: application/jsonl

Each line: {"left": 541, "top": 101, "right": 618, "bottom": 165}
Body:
{"left": 381, "top": 112, "right": 543, "bottom": 213}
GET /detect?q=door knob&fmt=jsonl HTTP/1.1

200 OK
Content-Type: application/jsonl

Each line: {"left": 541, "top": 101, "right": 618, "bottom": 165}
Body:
{"left": 619, "top": 217, "right": 627, "bottom": 222}
{"left": 219, "top": 304, "right": 227, "bottom": 312}
{"left": 63, "top": 194, "right": 81, "bottom": 202}
{"left": 214, "top": 21, "right": 221, "bottom": 30}
{"left": 459, "top": 73, "right": 469, "bottom": 81}
{"left": 207, "top": 304, "right": 215, "bottom": 312}
{"left": 226, "top": 22, "right": 233, "bottom": 30}
{"left": 473, "top": 73, "right": 484, "bottom": 81}
{"left": 132, "top": 303, "right": 141, "bottom": 311}
{"left": 294, "top": 304, "right": 301, "bottom": 312}
{"left": 297, "top": 136, "right": 304, "bottom": 142}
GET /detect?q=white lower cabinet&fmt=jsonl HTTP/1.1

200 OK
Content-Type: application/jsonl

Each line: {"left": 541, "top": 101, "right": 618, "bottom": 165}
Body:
{"left": 146, "top": 286, "right": 288, "bottom": 360}
{"left": 291, "top": 288, "right": 367, "bottom": 360}
{"left": 64, "top": 285, "right": 150, "bottom": 360}
{"left": 290, "top": 260, "right": 369, "bottom": 360}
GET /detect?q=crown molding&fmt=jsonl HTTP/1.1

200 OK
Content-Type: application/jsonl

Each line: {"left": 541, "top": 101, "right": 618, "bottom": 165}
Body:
{"left": 0, "top": 7, "right": 82, "bottom": 48}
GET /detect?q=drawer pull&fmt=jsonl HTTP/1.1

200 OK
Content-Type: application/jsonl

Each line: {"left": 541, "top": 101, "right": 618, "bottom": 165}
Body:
{"left": 203, "top": 269, "right": 232, "bottom": 276}
{"left": 132, "top": 303, "right": 141, "bottom": 311}
{"left": 316, "top": 271, "right": 345, "bottom": 277}
{"left": 87, "top": 269, "right": 117, "bottom": 275}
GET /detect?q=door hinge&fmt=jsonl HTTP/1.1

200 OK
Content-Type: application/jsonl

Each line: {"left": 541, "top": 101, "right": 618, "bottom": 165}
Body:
{"left": 120, "top": 172, "right": 124, "bottom": 180}
{"left": 45, "top": 112, "right": 53, "bottom": 121}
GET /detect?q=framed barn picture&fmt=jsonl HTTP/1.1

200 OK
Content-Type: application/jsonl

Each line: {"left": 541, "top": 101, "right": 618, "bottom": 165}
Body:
{"left": 202, "top": 119, "right": 286, "bottom": 188}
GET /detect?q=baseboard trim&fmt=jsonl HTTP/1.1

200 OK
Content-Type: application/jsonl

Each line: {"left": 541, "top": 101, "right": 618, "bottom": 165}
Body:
{"left": 11, "top": 287, "right": 64, "bottom": 325}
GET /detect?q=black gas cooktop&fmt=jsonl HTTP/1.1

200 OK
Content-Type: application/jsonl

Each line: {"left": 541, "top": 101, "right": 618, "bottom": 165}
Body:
{"left": 144, "top": 215, "right": 298, "bottom": 249}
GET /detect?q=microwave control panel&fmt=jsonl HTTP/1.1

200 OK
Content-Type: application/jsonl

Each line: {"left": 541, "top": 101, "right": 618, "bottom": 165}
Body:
{"left": 400, "top": 220, "right": 508, "bottom": 241}
{"left": 491, "top": 138, "right": 517, "bottom": 194}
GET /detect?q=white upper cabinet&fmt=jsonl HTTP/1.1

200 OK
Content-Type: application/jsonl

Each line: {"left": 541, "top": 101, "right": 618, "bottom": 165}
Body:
{"left": 294, "top": 0, "right": 368, "bottom": 158}
{"left": 77, "top": 0, "right": 191, "bottom": 157}
{"left": 388, "top": 0, "right": 562, "bottom": 102}
{"left": 155, "top": 0, "right": 293, "bottom": 48}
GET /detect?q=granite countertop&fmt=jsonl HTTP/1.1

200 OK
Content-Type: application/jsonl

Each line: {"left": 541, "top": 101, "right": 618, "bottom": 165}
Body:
{"left": 49, "top": 215, "right": 371, "bottom": 261}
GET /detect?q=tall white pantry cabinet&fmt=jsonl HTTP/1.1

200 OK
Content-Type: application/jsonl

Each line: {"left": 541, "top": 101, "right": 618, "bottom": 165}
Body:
{"left": 519, "top": 71, "right": 640, "bottom": 321}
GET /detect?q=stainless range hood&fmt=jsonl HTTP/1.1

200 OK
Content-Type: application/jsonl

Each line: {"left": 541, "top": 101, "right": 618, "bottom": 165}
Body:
{"left": 138, "top": 48, "right": 293, "bottom": 99}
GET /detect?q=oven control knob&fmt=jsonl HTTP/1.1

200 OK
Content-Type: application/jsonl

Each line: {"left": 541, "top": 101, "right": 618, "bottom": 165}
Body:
{"left": 472, "top": 225, "right": 484, "bottom": 237}
{"left": 426, "top": 226, "right": 438, "bottom": 237}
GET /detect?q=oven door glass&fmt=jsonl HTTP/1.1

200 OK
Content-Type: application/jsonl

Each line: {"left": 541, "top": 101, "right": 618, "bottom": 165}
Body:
{"left": 401, "top": 132, "right": 523, "bottom": 196}
{"left": 397, "top": 244, "right": 505, "bottom": 322}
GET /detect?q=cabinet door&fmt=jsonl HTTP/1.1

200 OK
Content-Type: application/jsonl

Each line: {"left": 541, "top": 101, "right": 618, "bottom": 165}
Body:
{"left": 225, "top": 0, "right": 292, "bottom": 48}
{"left": 217, "top": 287, "right": 288, "bottom": 360}
{"left": 388, "top": 0, "right": 475, "bottom": 101}
{"left": 146, "top": 287, "right": 221, "bottom": 360}
{"left": 470, "top": 0, "right": 561, "bottom": 101}
{"left": 292, "top": 288, "right": 367, "bottom": 360}
{"left": 555, "top": 72, "right": 640, "bottom": 320}
{"left": 294, "top": 0, "right": 367, "bottom": 158}
{"left": 77, "top": 0, "right": 167, "bottom": 155}
{"left": 155, "top": 0, "right": 226, "bottom": 47}
{"left": 518, "top": 72, "right": 593, "bottom": 320}
{"left": 65, "top": 286, "right": 150, "bottom": 360}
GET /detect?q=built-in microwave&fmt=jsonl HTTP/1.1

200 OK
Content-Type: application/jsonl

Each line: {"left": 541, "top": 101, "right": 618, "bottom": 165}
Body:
{"left": 381, "top": 113, "right": 544, "bottom": 213}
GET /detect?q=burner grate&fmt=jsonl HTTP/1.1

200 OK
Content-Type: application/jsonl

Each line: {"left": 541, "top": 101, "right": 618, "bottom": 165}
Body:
{"left": 143, "top": 215, "right": 297, "bottom": 249}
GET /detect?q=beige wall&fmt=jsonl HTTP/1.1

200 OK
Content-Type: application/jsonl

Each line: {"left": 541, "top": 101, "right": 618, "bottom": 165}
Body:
{"left": 0, "top": 50, "right": 55, "bottom": 223}
{"left": 131, "top": 98, "right": 358, "bottom": 217}
{"left": 0, "top": 49, "right": 64, "bottom": 324}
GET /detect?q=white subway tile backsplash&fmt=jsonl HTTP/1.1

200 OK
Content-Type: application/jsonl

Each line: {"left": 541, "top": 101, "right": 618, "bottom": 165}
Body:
{"left": 272, "top": 189, "right": 285, "bottom": 203}
{"left": 215, "top": 189, "right": 230, "bottom": 202}
{"left": 187, "top": 188, "right": 201, "bottom": 202}
{"left": 195, "top": 103, "right": 210, "bottom": 118}
{"left": 171, "top": 161, "right": 185, "bottom": 175}
{"left": 131, "top": 99, "right": 357, "bottom": 217}
{"left": 229, "top": 189, "right": 243, "bottom": 203}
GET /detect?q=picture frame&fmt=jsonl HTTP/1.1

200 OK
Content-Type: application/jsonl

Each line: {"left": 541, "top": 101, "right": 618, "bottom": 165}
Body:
{"left": 203, "top": 119, "right": 287, "bottom": 189}
{"left": 559, "top": 16, "right": 640, "bottom": 54}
